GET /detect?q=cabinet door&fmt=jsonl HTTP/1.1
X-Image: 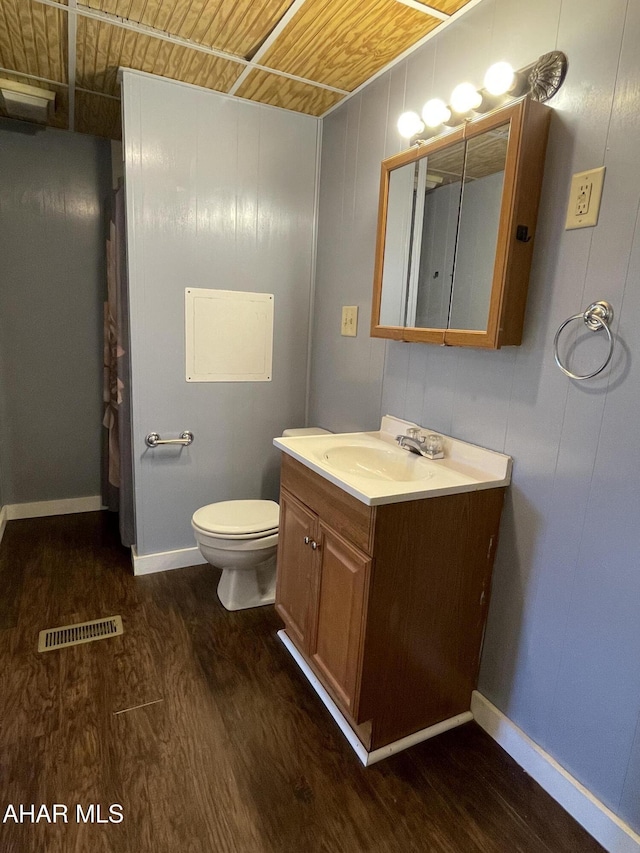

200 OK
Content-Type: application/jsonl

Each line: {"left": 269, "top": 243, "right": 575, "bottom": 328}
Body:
{"left": 309, "top": 523, "right": 371, "bottom": 718}
{"left": 275, "top": 489, "right": 317, "bottom": 653}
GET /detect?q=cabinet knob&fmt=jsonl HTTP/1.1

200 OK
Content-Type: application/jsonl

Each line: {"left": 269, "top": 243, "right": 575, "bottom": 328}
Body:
{"left": 304, "top": 536, "right": 311, "bottom": 545}
{"left": 310, "top": 540, "right": 320, "bottom": 550}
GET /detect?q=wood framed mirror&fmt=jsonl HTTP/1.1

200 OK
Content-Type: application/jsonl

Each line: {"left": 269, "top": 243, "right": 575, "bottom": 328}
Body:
{"left": 371, "top": 96, "right": 551, "bottom": 349}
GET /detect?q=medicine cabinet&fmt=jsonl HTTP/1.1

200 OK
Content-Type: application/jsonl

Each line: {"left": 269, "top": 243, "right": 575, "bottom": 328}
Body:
{"left": 370, "top": 97, "right": 551, "bottom": 348}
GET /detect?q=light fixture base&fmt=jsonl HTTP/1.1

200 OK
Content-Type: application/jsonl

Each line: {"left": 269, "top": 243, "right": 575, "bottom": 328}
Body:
{"left": 527, "top": 51, "right": 568, "bottom": 102}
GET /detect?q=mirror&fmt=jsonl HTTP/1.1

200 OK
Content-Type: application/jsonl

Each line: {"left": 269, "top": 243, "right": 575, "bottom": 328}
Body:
{"left": 413, "top": 140, "right": 466, "bottom": 330}
{"left": 371, "top": 97, "right": 551, "bottom": 349}
{"left": 378, "top": 136, "right": 466, "bottom": 331}
{"left": 449, "top": 125, "right": 508, "bottom": 330}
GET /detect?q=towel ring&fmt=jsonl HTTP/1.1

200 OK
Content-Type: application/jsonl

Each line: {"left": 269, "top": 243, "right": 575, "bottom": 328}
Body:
{"left": 553, "top": 301, "right": 614, "bottom": 380}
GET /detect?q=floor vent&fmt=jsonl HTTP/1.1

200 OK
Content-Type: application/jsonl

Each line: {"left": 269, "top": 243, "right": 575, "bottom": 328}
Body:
{"left": 38, "top": 616, "right": 123, "bottom": 652}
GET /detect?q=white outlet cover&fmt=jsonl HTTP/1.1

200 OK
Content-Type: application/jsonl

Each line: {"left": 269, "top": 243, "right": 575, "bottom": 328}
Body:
{"left": 565, "top": 166, "right": 606, "bottom": 230}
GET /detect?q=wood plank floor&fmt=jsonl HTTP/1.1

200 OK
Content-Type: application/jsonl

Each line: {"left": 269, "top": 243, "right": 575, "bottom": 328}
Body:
{"left": 0, "top": 512, "right": 604, "bottom": 853}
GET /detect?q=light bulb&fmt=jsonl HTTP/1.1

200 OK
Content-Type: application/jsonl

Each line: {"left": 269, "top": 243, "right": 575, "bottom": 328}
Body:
{"left": 421, "top": 98, "right": 451, "bottom": 128}
{"left": 450, "top": 82, "right": 482, "bottom": 113}
{"left": 484, "top": 61, "right": 515, "bottom": 96}
{"left": 397, "top": 111, "right": 425, "bottom": 139}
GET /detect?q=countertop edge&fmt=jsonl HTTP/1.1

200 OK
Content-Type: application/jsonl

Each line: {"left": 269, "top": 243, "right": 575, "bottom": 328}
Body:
{"left": 274, "top": 440, "right": 509, "bottom": 507}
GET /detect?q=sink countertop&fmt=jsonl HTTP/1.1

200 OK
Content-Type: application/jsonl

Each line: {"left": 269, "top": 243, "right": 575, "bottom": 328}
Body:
{"left": 274, "top": 415, "right": 512, "bottom": 507}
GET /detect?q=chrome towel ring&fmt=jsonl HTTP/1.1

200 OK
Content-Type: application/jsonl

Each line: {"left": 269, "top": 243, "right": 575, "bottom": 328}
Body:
{"left": 553, "top": 301, "right": 614, "bottom": 380}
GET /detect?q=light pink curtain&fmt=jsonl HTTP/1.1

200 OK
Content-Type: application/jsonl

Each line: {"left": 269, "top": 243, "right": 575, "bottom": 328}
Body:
{"left": 103, "top": 218, "right": 124, "bottom": 490}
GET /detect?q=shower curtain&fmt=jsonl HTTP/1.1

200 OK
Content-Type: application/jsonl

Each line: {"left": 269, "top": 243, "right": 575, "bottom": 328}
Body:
{"left": 102, "top": 183, "right": 135, "bottom": 547}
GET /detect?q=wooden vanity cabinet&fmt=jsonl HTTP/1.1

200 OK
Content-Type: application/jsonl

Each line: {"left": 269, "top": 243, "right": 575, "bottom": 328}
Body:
{"left": 275, "top": 454, "right": 506, "bottom": 752}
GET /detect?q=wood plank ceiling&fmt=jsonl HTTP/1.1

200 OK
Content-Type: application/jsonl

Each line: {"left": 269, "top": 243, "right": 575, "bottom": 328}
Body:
{"left": 0, "top": 0, "right": 481, "bottom": 140}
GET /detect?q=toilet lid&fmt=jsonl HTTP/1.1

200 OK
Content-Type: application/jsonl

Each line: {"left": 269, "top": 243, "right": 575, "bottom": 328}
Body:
{"left": 192, "top": 500, "right": 279, "bottom": 536}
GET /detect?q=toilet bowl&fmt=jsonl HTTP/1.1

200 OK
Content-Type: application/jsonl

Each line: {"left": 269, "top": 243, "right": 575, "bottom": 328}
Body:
{"left": 192, "top": 427, "right": 329, "bottom": 611}
{"left": 192, "top": 500, "right": 280, "bottom": 611}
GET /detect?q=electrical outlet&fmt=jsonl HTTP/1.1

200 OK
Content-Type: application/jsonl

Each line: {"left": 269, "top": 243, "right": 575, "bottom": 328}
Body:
{"left": 575, "top": 181, "right": 592, "bottom": 216}
{"left": 341, "top": 305, "right": 358, "bottom": 337}
{"left": 565, "top": 166, "right": 606, "bottom": 230}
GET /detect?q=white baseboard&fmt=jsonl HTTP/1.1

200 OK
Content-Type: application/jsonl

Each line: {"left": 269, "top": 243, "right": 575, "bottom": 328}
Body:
{"left": 278, "top": 628, "right": 473, "bottom": 766}
{"left": 0, "top": 505, "right": 7, "bottom": 545}
{"left": 471, "top": 691, "right": 640, "bottom": 853}
{"left": 5, "top": 496, "right": 103, "bottom": 521}
{"left": 131, "top": 544, "right": 207, "bottom": 575}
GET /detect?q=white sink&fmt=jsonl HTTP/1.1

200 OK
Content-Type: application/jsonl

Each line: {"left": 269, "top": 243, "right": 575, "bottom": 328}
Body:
{"left": 321, "top": 444, "right": 434, "bottom": 482}
{"left": 274, "top": 415, "right": 512, "bottom": 506}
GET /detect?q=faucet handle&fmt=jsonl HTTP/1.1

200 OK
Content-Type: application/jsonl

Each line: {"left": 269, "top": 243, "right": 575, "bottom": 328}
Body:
{"left": 406, "top": 427, "right": 424, "bottom": 443}
{"left": 424, "top": 433, "right": 444, "bottom": 458}
{"left": 425, "top": 434, "right": 442, "bottom": 452}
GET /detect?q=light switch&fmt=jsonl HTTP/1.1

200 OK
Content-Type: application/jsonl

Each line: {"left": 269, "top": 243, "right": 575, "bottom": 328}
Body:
{"left": 341, "top": 305, "right": 358, "bottom": 337}
{"left": 565, "top": 166, "right": 606, "bottom": 230}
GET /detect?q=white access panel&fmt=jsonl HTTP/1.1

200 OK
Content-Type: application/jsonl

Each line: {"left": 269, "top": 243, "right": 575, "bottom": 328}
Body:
{"left": 185, "top": 288, "right": 274, "bottom": 382}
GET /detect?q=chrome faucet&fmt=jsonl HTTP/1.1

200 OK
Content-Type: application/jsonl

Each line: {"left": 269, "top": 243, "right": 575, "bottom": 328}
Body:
{"left": 396, "top": 428, "right": 444, "bottom": 459}
{"left": 396, "top": 433, "right": 429, "bottom": 456}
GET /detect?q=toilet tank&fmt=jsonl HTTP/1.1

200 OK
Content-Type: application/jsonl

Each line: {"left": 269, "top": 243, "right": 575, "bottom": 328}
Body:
{"left": 281, "top": 427, "right": 331, "bottom": 437}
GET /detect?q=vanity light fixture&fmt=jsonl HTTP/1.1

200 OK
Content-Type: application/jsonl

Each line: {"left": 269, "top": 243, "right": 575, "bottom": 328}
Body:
{"left": 397, "top": 110, "right": 425, "bottom": 139}
{"left": 450, "top": 82, "right": 482, "bottom": 114}
{"left": 483, "top": 61, "right": 516, "bottom": 96}
{"left": 421, "top": 98, "right": 451, "bottom": 128}
{"left": 397, "top": 50, "right": 567, "bottom": 141}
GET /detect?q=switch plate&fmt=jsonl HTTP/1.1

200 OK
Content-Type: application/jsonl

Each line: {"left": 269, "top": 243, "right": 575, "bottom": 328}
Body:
{"left": 565, "top": 166, "right": 606, "bottom": 230}
{"left": 341, "top": 305, "right": 358, "bottom": 337}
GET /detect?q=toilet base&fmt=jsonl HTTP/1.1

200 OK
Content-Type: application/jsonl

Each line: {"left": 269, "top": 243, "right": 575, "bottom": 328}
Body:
{"left": 217, "top": 557, "right": 276, "bottom": 611}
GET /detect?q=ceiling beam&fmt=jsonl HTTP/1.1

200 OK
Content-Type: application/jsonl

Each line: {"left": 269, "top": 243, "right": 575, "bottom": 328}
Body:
{"left": 0, "top": 67, "right": 66, "bottom": 91}
{"left": 321, "top": 0, "right": 485, "bottom": 119}
{"left": 228, "top": 0, "right": 309, "bottom": 96}
{"left": 393, "top": 0, "right": 450, "bottom": 21}
{"left": 33, "top": 0, "right": 349, "bottom": 96}
{"left": 67, "top": 0, "right": 77, "bottom": 130}
{"left": 0, "top": 67, "right": 120, "bottom": 99}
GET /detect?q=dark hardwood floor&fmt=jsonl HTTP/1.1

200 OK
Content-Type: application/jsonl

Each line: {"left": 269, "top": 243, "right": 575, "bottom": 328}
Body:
{"left": 0, "top": 512, "right": 604, "bottom": 853}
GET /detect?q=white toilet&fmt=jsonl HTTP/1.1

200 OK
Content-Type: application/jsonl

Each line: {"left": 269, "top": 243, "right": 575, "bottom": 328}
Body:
{"left": 191, "top": 427, "right": 329, "bottom": 611}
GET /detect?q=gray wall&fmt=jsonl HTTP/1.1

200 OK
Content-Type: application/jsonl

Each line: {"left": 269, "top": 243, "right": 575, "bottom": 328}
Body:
{"left": 0, "top": 122, "right": 111, "bottom": 504}
{"left": 122, "top": 72, "right": 319, "bottom": 557}
{"left": 310, "top": 0, "right": 640, "bottom": 833}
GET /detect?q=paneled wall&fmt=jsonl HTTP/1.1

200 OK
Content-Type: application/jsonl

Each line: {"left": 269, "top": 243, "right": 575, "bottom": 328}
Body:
{"left": 0, "top": 122, "right": 111, "bottom": 504}
{"left": 122, "top": 72, "right": 319, "bottom": 557}
{"left": 310, "top": 0, "right": 640, "bottom": 832}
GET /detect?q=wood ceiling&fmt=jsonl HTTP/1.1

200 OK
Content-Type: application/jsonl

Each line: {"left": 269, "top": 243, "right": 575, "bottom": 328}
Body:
{"left": 0, "top": 0, "right": 481, "bottom": 140}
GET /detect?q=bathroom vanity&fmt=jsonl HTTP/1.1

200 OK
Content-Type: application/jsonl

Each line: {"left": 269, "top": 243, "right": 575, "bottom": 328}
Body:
{"left": 273, "top": 417, "right": 511, "bottom": 763}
